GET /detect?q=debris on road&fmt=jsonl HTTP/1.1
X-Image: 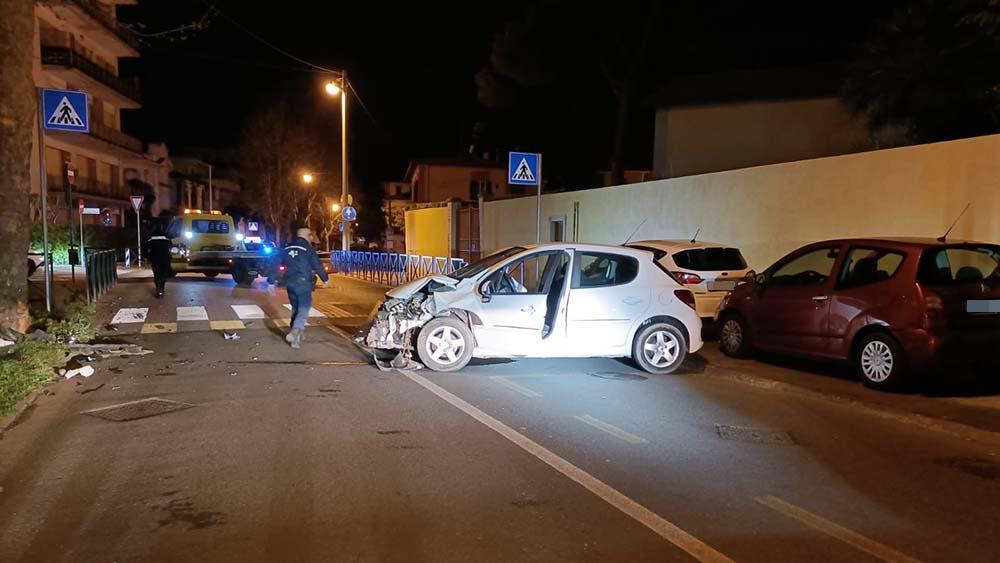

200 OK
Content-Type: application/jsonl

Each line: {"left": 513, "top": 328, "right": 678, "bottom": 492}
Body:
{"left": 65, "top": 343, "right": 152, "bottom": 363}
{"left": 78, "top": 383, "right": 105, "bottom": 395}
{"left": 27, "top": 329, "right": 54, "bottom": 342}
{"left": 64, "top": 365, "right": 95, "bottom": 379}
{"left": 223, "top": 332, "right": 240, "bottom": 341}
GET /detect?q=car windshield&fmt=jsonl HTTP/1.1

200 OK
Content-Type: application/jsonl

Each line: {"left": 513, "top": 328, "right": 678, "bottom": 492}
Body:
{"left": 191, "top": 219, "right": 230, "bottom": 234}
{"left": 673, "top": 247, "right": 747, "bottom": 271}
{"left": 917, "top": 245, "right": 1000, "bottom": 285}
{"left": 449, "top": 247, "right": 527, "bottom": 280}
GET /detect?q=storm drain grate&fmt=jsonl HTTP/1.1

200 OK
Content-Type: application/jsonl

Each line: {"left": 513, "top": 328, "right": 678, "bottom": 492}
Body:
{"left": 589, "top": 371, "right": 648, "bottom": 381}
{"left": 83, "top": 398, "right": 194, "bottom": 422}
{"left": 715, "top": 424, "right": 795, "bottom": 445}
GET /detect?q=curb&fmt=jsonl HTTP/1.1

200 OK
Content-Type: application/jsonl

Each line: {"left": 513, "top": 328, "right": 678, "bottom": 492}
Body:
{"left": 699, "top": 363, "right": 1000, "bottom": 452}
{"left": 0, "top": 385, "right": 49, "bottom": 436}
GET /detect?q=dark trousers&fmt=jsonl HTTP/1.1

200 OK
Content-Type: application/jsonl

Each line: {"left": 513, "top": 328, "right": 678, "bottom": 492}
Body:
{"left": 153, "top": 265, "right": 170, "bottom": 294}
{"left": 287, "top": 282, "right": 313, "bottom": 329}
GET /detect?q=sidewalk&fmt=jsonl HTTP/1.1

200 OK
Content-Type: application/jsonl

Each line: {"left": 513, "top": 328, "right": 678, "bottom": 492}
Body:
{"left": 331, "top": 273, "right": 1000, "bottom": 446}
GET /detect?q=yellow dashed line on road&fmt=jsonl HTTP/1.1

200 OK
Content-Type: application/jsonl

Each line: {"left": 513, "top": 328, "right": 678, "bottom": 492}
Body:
{"left": 141, "top": 322, "right": 177, "bottom": 334}
{"left": 210, "top": 320, "right": 246, "bottom": 331}
{"left": 574, "top": 415, "right": 649, "bottom": 444}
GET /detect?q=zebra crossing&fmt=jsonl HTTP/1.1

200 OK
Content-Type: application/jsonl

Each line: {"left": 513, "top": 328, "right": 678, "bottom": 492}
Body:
{"left": 107, "top": 302, "right": 362, "bottom": 336}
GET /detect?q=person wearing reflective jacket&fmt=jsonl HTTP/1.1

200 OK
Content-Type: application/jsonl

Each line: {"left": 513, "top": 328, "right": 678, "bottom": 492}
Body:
{"left": 281, "top": 227, "right": 329, "bottom": 348}
{"left": 146, "top": 228, "right": 173, "bottom": 298}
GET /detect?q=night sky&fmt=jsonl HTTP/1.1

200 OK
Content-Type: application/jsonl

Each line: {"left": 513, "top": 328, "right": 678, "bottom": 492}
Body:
{"left": 119, "top": 1, "right": 902, "bottom": 191}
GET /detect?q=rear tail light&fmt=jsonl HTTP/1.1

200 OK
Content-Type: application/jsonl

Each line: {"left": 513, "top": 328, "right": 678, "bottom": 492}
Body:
{"left": 672, "top": 271, "right": 703, "bottom": 285}
{"left": 278, "top": 265, "right": 286, "bottom": 272}
{"left": 674, "top": 289, "right": 697, "bottom": 310}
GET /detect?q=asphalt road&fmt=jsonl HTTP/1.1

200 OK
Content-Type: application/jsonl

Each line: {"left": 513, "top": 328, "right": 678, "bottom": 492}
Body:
{"left": 2, "top": 272, "right": 999, "bottom": 562}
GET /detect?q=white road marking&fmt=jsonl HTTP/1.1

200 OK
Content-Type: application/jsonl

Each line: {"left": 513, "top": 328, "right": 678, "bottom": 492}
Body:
{"left": 398, "top": 369, "right": 733, "bottom": 563}
{"left": 231, "top": 304, "right": 266, "bottom": 319}
{"left": 282, "top": 304, "right": 324, "bottom": 317}
{"left": 574, "top": 415, "right": 649, "bottom": 444}
{"left": 488, "top": 376, "right": 543, "bottom": 398}
{"left": 111, "top": 308, "right": 148, "bottom": 324}
{"left": 176, "top": 306, "right": 209, "bottom": 321}
{"left": 756, "top": 496, "right": 923, "bottom": 563}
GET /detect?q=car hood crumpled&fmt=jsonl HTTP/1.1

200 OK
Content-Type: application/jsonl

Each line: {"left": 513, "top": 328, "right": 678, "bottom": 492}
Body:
{"left": 385, "top": 275, "right": 459, "bottom": 299}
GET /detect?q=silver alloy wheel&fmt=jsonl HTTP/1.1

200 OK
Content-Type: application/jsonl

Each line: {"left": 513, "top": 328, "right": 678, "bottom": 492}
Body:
{"left": 721, "top": 319, "right": 742, "bottom": 352}
{"left": 424, "top": 325, "right": 466, "bottom": 366}
{"left": 860, "top": 340, "right": 894, "bottom": 382}
{"left": 642, "top": 329, "right": 680, "bottom": 368}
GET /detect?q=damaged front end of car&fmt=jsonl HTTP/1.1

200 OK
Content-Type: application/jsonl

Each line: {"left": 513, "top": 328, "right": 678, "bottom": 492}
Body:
{"left": 355, "top": 275, "right": 459, "bottom": 370}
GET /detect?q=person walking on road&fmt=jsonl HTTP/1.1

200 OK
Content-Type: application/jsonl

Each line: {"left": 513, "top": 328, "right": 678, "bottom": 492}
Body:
{"left": 281, "top": 227, "right": 329, "bottom": 349}
{"left": 147, "top": 227, "right": 173, "bottom": 298}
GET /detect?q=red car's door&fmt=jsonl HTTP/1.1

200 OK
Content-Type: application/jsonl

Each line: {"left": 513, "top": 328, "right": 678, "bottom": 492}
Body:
{"left": 828, "top": 247, "right": 908, "bottom": 359}
{"left": 753, "top": 245, "right": 842, "bottom": 355}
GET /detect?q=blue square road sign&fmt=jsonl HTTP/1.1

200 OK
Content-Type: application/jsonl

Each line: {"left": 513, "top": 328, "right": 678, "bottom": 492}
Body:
{"left": 508, "top": 152, "right": 541, "bottom": 186}
{"left": 42, "top": 88, "right": 89, "bottom": 133}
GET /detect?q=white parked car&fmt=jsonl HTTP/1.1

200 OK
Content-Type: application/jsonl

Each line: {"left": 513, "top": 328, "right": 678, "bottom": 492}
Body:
{"left": 360, "top": 243, "right": 703, "bottom": 374}
{"left": 626, "top": 240, "right": 751, "bottom": 320}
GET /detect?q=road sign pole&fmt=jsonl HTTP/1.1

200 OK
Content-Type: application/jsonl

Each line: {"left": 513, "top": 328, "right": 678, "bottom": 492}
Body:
{"left": 79, "top": 206, "right": 85, "bottom": 275}
{"left": 37, "top": 89, "right": 52, "bottom": 312}
{"left": 136, "top": 208, "right": 141, "bottom": 268}
{"left": 536, "top": 155, "right": 543, "bottom": 243}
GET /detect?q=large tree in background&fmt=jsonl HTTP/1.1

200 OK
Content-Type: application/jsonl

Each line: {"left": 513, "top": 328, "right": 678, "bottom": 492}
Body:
{"left": 843, "top": 0, "right": 1000, "bottom": 143}
{"left": 0, "top": 0, "right": 36, "bottom": 331}
{"left": 476, "top": 0, "right": 668, "bottom": 185}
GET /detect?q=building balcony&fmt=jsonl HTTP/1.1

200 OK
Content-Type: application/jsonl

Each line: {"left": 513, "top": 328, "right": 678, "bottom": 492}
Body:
{"left": 89, "top": 120, "right": 143, "bottom": 153}
{"left": 46, "top": 0, "right": 140, "bottom": 54}
{"left": 47, "top": 174, "right": 129, "bottom": 202}
{"left": 41, "top": 46, "right": 141, "bottom": 106}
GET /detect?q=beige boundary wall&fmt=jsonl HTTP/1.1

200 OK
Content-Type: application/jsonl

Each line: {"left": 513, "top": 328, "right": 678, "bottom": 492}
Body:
{"left": 482, "top": 134, "right": 1000, "bottom": 271}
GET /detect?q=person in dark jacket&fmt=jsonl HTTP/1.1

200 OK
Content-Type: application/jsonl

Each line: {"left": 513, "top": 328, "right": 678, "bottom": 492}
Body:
{"left": 281, "top": 227, "right": 329, "bottom": 348}
{"left": 147, "top": 227, "right": 173, "bottom": 298}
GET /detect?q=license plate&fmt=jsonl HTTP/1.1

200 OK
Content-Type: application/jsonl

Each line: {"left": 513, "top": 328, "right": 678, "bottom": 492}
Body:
{"left": 966, "top": 299, "right": 1000, "bottom": 313}
{"left": 707, "top": 280, "right": 737, "bottom": 292}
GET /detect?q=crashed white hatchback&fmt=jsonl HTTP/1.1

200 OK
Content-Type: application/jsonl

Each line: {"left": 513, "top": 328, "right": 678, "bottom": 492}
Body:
{"left": 359, "top": 243, "right": 703, "bottom": 374}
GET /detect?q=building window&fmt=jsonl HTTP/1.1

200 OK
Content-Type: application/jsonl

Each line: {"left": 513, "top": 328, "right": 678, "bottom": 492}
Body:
{"left": 550, "top": 216, "right": 566, "bottom": 242}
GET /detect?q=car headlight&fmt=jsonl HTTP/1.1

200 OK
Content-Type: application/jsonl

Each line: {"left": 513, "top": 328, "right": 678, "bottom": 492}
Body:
{"left": 184, "top": 231, "right": 194, "bottom": 240}
{"left": 235, "top": 233, "right": 245, "bottom": 241}
{"left": 170, "top": 246, "right": 180, "bottom": 255}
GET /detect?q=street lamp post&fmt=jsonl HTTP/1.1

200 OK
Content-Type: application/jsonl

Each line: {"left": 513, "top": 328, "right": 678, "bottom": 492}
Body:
{"left": 324, "top": 74, "right": 351, "bottom": 252}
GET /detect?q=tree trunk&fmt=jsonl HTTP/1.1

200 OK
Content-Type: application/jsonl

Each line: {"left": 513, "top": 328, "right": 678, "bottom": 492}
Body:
{"left": 0, "top": 0, "right": 36, "bottom": 331}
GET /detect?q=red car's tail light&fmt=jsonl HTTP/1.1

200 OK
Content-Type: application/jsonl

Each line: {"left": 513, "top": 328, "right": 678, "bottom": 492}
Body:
{"left": 674, "top": 289, "right": 697, "bottom": 310}
{"left": 672, "top": 271, "right": 703, "bottom": 285}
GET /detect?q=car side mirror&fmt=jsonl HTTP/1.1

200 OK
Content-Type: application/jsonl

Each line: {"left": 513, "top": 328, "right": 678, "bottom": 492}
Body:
{"left": 480, "top": 280, "right": 493, "bottom": 303}
{"left": 754, "top": 273, "right": 767, "bottom": 287}
{"left": 743, "top": 270, "right": 756, "bottom": 281}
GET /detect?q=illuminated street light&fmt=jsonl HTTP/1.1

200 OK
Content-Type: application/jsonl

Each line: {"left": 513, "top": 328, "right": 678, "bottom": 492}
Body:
{"left": 331, "top": 202, "right": 341, "bottom": 213}
{"left": 302, "top": 173, "right": 315, "bottom": 184}
{"left": 324, "top": 81, "right": 342, "bottom": 96}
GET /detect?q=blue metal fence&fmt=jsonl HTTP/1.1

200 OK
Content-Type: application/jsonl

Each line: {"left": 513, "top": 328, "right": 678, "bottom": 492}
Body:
{"left": 331, "top": 251, "right": 466, "bottom": 286}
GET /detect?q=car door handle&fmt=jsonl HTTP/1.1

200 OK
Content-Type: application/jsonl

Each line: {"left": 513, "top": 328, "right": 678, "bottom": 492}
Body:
{"left": 811, "top": 295, "right": 830, "bottom": 302}
{"left": 622, "top": 297, "right": 643, "bottom": 305}
{"left": 520, "top": 306, "right": 536, "bottom": 313}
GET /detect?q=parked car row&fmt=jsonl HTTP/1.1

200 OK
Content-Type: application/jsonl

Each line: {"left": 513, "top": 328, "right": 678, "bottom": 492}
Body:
{"left": 357, "top": 236, "right": 1000, "bottom": 392}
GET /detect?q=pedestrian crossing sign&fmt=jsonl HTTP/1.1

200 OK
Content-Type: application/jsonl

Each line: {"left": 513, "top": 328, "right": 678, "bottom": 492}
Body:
{"left": 508, "top": 152, "right": 541, "bottom": 186}
{"left": 42, "top": 88, "right": 89, "bottom": 133}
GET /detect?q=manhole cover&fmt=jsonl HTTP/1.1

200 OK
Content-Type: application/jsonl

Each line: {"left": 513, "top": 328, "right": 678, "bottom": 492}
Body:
{"left": 589, "top": 371, "right": 648, "bottom": 381}
{"left": 83, "top": 398, "right": 194, "bottom": 422}
{"left": 715, "top": 424, "right": 795, "bottom": 445}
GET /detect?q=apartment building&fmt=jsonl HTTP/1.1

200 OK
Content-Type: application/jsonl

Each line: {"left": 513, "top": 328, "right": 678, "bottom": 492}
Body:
{"left": 29, "top": 0, "right": 144, "bottom": 226}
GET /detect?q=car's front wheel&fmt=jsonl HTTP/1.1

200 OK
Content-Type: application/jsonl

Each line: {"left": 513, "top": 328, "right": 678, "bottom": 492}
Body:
{"left": 632, "top": 322, "right": 687, "bottom": 375}
{"left": 718, "top": 312, "right": 753, "bottom": 358}
{"left": 856, "top": 333, "right": 909, "bottom": 391}
{"left": 203, "top": 272, "right": 219, "bottom": 279}
{"left": 416, "top": 317, "right": 474, "bottom": 372}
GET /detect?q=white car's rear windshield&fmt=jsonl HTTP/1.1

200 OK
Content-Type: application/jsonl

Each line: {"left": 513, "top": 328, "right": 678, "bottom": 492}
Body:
{"left": 673, "top": 248, "right": 747, "bottom": 271}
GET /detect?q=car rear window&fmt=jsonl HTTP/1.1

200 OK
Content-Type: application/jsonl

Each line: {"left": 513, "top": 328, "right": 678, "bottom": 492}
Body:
{"left": 672, "top": 248, "right": 747, "bottom": 271}
{"left": 191, "top": 220, "right": 230, "bottom": 234}
{"left": 918, "top": 246, "right": 1000, "bottom": 285}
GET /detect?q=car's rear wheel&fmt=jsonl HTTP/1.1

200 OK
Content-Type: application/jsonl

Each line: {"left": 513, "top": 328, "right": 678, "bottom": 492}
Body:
{"left": 203, "top": 272, "right": 219, "bottom": 279}
{"left": 856, "top": 333, "right": 909, "bottom": 391}
{"left": 417, "top": 317, "right": 474, "bottom": 372}
{"left": 719, "top": 313, "right": 753, "bottom": 358}
{"left": 632, "top": 323, "right": 687, "bottom": 375}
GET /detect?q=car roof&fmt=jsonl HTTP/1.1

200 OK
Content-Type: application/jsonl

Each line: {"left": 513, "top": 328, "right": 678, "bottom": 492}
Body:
{"left": 521, "top": 242, "right": 655, "bottom": 259}
{"left": 805, "top": 237, "right": 996, "bottom": 249}
{"left": 628, "top": 239, "right": 737, "bottom": 251}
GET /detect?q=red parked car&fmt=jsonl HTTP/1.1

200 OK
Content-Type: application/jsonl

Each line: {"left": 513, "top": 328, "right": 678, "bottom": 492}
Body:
{"left": 717, "top": 238, "right": 1000, "bottom": 390}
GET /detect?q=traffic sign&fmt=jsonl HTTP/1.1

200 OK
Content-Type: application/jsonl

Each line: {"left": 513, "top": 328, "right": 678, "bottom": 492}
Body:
{"left": 508, "top": 152, "right": 541, "bottom": 186}
{"left": 342, "top": 205, "right": 357, "bottom": 222}
{"left": 130, "top": 195, "right": 144, "bottom": 211}
{"left": 42, "top": 88, "right": 89, "bottom": 133}
{"left": 248, "top": 221, "right": 259, "bottom": 232}
{"left": 82, "top": 207, "right": 100, "bottom": 215}
{"left": 78, "top": 199, "right": 85, "bottom": 211}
